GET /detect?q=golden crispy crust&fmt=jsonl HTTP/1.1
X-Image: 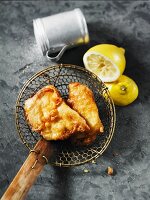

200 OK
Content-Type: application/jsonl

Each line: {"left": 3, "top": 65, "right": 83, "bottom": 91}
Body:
{"left": 24, "top": 85, "right": 90, "bottom": 141}
{"left": 68, "top": 82, "right": 104, "bottom": 145}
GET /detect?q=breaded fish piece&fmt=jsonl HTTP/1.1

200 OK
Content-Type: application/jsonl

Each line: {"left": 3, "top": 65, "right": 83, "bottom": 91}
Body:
{"left": 24, "top": 85, "right": 90, "bottom": 141}
{"left": 67, "top": 82, "right": 104, "bottom": 145}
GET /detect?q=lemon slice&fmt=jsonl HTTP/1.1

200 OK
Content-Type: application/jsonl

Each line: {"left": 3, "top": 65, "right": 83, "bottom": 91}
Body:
{"left": 83, "top": 51, "right": 120, "bottom": 82}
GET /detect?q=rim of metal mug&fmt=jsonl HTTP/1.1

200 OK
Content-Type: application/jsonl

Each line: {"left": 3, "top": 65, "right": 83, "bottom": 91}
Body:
{"left": 33, "top": 18, "right": 46, "bottom": 55}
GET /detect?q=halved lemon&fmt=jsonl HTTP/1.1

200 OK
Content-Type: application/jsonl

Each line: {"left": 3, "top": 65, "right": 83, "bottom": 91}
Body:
{"left": 83, "top": 44, "right": 126, "bottom": 82}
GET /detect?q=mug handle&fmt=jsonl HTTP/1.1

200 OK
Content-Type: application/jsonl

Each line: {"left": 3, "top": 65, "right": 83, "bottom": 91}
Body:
{"left": 46, "top": 45, "right": 69, "bottom": 62}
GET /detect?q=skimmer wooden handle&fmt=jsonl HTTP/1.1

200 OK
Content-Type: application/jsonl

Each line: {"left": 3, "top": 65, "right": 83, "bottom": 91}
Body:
{"left": 1, "top": 138, "right": 53, "bottom": 200}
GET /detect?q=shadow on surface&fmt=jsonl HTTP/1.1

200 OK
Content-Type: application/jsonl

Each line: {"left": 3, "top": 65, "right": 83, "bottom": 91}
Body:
{"left": 51, "top": 166, "right": 72, "bottom": 200}
{"left": 104, "top": 44, "right": 150, "bottom": 157}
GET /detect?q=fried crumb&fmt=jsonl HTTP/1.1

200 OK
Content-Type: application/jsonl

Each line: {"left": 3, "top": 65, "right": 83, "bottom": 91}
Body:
{"left": 83, "top": 169, "right": 90, "bottom": 173}
{"left": 107, "top": 166, "right": 114, "bottom": 175}
{"left": 91, "top": 160, "right": 97, "bottom": 164}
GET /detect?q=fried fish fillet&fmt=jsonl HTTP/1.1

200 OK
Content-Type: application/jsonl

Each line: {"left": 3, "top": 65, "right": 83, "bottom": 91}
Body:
{"left": 67, "top": 82, "right": 104, "bottom": 145}
{"left": 24, "top": 85, "right": 90, "bottom": 141}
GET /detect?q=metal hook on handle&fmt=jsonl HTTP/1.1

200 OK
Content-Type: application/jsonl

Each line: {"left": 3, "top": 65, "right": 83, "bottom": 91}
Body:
{"left": 31, "top": 155, "right": 49, "bottom": 169}
{"left": 32, "top": 159, "right": 38, "bottom": 169}
{"left": 46, "top": 45, "right": 69, "bottom": 62}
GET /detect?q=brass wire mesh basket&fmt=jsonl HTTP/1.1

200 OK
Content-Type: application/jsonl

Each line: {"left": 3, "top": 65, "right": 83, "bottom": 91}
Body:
{"left": 16, "top": 64, "right": 116, "bottom": 167}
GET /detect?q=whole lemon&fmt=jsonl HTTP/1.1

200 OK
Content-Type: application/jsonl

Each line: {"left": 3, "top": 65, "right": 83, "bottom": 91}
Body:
{"left": 105, "top": 75, "right": 139, "bottom": 106}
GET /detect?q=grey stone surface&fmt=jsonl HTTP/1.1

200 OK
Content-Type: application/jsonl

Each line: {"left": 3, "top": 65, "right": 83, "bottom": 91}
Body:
{"left": 0, "top": 1, "right": 150, "bottom": 200}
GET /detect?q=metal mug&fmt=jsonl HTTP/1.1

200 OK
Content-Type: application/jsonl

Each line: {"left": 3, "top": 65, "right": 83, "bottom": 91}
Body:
{"left": 33, "top": 8, "right": 89, "bottom": 62}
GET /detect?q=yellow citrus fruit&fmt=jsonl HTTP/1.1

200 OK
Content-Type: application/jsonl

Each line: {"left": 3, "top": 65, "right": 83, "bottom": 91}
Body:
{"left": 83, "top": 44, "right": 126, "bottom": 82}
{"left": 105, "top": 75, "right": 139, "bottom": 106}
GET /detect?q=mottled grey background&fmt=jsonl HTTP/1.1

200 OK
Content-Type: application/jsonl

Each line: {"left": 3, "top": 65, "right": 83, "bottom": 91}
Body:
{"left": 0, "top": 1, "right": 150, "bottom": 200}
